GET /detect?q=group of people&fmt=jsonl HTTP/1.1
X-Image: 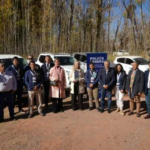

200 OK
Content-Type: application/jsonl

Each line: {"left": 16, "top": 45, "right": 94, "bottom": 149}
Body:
{"left": 0, "top": 55, "right": 150, "bottom": 123}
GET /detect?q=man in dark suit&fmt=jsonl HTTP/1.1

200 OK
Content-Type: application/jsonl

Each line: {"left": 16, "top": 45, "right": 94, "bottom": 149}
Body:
{"left": 144, "top": 61, "right": 150, "bottom": 119}
{"left": 98, "top": 60, "right": 115, "bottom": 113}
{"left": 41, "top": 55, "right": 54, "bottom": 109}
{"left": 126, "top": 62, "right": 144, "bottom": 117}
{"left": 6, "top": 57, "right": 25, "bottom": 113}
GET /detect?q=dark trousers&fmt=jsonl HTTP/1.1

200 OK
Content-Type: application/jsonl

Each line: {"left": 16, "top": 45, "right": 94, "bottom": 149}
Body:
{"left": 101, "top": 89, "right": 112, "bottom": 110}
{"left": 71, "top": 94, "right": 83, "bottom": 110}
{"left": 0, "top": 91, "right": 14, "bottom": 121}
{"left": 12, "top": 89, "right": 23, "bottom": 110}
{"left": 52, "top": 98, "right": 63, "bottom": 113}
{"left": 146, "top": 90, "right": 150, "bottom": 115}
{"left": 44, "top": 83, "right": 50, "bottom": 107}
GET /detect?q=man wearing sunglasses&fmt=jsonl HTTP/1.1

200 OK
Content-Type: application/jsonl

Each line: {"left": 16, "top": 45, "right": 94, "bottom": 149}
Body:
{"left": 24, "top": 55, "right": 41, "bottom": 73}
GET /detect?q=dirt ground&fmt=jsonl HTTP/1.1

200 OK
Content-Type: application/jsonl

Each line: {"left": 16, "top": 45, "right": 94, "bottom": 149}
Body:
{"left": 0, "top": 94, "right": 150, "bottom": 150}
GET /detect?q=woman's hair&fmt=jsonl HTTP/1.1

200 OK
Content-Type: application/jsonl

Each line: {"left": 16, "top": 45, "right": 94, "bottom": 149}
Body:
{"left": 115, "top": 64, "right": 124, "bottom": 74}
{"left": 73, "top": 61, "right": 80, "bottom": 71}
{"left": 29, "top": 60, "right": 35, "bottom": 66}
{"left": 54, "top": 58, "right": 60, "bottom": 63}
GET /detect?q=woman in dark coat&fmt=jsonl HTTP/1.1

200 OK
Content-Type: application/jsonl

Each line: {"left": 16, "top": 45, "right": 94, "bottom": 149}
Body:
{"left": 114, "top": 64, "right": 126, "bottom": 116}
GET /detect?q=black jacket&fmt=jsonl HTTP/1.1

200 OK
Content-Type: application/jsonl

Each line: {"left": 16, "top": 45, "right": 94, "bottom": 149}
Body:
{"left": 115, "top": 71, "right": 126, "bottom": 91}
{"left": 98, "top": 68, "right": 115, "bottom": 91}
{"left": 41, "top": 62, "right": 54, "bottom": 82}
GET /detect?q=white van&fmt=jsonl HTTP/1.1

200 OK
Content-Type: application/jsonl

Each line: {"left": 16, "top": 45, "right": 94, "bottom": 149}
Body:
{"left": 114, "top": 56, "right": 149, "bottom": 74}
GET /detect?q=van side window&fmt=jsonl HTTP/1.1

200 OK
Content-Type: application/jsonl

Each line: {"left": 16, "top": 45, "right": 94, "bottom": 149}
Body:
{"left": 117, "top": 58, "right": 125, "bottom": 63}
{"left": 126, "top": 59, "right": 133, "bottom": 65}
{"left": 80, "top": 55, "right": 87, "bottom": 62}
{"left": 39, "top": 55, "right": 45, "bottom": 63}
{"left": 74, "top": 54, "right": 80, "bottom": 61}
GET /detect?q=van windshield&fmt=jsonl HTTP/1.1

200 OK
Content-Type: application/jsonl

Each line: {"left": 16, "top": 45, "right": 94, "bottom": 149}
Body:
{"left": 133, "top": 58, "right": 148, "bottom": 65}
{"left": 54, "top": 56, "right": 75, "bottom": 66}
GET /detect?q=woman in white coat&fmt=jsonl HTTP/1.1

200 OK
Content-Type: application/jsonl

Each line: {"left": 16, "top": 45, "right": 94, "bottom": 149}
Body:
{"left": 69, "top": 61, "right": 85, "bottom": 110}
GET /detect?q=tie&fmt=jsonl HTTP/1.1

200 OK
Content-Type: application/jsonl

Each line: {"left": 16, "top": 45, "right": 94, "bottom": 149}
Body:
{"left": 47, "top": 64, "right": 50, "bottom": 70}
{"left": 106, "top": 70, "right": 108, "bottom": 75}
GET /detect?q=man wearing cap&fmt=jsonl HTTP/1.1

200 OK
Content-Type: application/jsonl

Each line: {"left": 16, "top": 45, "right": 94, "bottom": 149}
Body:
{"left": 0, "top": 63, "right": 17, "bottom": 123}
{"left": 126, "top": 62, "right": 144, "bottom": 117}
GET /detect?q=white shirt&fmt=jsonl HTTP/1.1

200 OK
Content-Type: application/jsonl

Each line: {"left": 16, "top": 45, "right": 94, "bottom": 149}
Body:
{"left": 116, "top": 73, "right": 121, "bottom": 86}
{"left": 0, "top": 71, "right": 17, "bottom": 92}
{"left": 147, "top": 72, "right": 150, "bottom": 88}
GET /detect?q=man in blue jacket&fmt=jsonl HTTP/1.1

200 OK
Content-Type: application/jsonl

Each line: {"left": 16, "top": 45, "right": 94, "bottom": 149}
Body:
{"left": 144, "top": 61, "right": 150, "bottom": 119}
{"left": 41, "top": 55, "right": 54, "bottom": 110}
{"left": 25, "top": 61, "right": 44, "bottom": 118}
{"left": 6, "top": 56, "right": 25, "bottom": 113}
{"left": 85, "top": 62, "right": 100, "bottom": 111}
{"left": 98, "top": 60, "right": 115, "bottom": 113}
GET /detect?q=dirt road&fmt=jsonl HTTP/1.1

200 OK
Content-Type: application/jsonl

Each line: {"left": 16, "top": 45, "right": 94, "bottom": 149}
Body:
{"left": 0, "top": 95, "right": 150, "bottom": 150}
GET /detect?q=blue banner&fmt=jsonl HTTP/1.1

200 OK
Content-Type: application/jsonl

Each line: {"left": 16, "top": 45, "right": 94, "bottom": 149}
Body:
{"left": 87, "top": 53, "right": 107, "bottom": 70}
{"left": 87, "top": 53, "right": 107, "bottom": 98}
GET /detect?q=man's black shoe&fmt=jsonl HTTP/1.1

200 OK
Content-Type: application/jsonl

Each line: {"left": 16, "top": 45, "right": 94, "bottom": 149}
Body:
{"left": 28, "top": 114, "right": 33, "bottom": 118}
{"left": 107, "top": 109, "right": 111, "bottom": 114}
{"left": 10, "top": 117, "right": 17, "bottom": 121}
{"left": 97, "top": 108, "right": 100, "bottom": 112}
{"left": 0, "top": 119, "right": 4, "bottom": 123}
{"left": 89, "top": 107, "right": 93, "bottom": 111}
{"left": 45, "top": 106, "right": 49, "bottom": 110}
{"left": 100, "top": 109, "right": 104, "bottom": 113}
{"left": 60, "top": 109, "right": 64, "bottom": 113}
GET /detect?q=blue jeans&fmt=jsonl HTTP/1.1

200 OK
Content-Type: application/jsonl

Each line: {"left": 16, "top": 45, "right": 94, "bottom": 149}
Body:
{"left": 146, "top": 90, "right": 150, "bottom": 115}
{"left": 101, "top": 89, "right": 112, "bottom": 110}
{"left": 0, "top": 91, "right": 14, "bottom": 121}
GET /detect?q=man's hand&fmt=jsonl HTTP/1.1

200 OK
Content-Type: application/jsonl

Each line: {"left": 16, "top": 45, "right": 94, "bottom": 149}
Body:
{"left": 33, "top": 86, "right": 38, "bottom": 91}
{"left": 138, "top": 93, "right": 141, "bottom": 96}
{"left": 54, "top": 78, "right": 58, "bottom": 82}
{"left": 103, "top": 85, "right": 108, "bottom": 89}
{"left": 90, "top": 83, "right": 93, "bottom": 88}
{"left": 126, "top": 90, "right": 128, "bottom": 93}
{"left": 73, "top": 80, "right": 77, "bottom": 83}
{"left": 120, "top": 90, "right": 124, "bottom": 93}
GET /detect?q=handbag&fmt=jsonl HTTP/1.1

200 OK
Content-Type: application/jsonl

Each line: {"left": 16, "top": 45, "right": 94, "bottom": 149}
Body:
{"left": 50, "top": 81, "right": 58, "bottom": 86}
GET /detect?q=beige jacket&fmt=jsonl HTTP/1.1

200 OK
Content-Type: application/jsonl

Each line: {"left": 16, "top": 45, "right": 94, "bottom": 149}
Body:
{"left": 69, "top": 69, "right": 85, "bottom": 94}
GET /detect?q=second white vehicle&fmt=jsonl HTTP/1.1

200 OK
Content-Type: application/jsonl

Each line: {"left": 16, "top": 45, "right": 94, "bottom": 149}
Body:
{"left": 36, "top": 52, "right": 75, "bottom": 89}
{"left": 114, "top": 56, "right": 149, "bottom": 75}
